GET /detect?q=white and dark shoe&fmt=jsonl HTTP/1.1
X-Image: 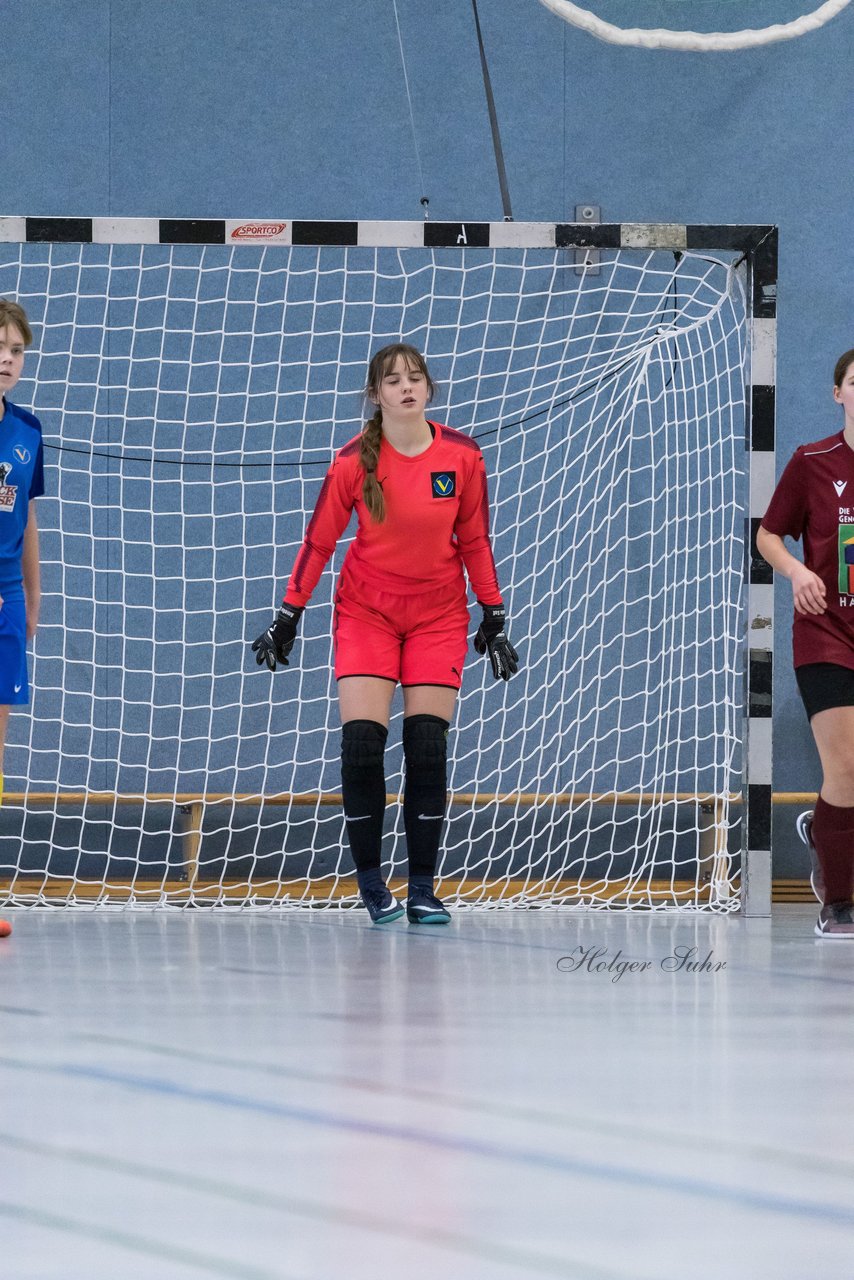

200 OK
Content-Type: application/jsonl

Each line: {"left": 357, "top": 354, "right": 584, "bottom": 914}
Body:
{"left": 360, "top": 884, "right": 404, "bottom": 924}
{"left": 815, "top": 901, "right": 854, "bottom": 939}
{"left": 406, "top": 886, "right": 451, "bottom": 925}
{"left": 796, "top": 810, "right": 825, "bottom": 903}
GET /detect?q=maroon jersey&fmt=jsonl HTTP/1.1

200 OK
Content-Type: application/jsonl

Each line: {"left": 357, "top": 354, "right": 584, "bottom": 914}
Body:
{"left": 283, "top": 422, "right": 502, "bottom": 608}
{"left": 762, "top": 431, "right": 854, "bottom": 668}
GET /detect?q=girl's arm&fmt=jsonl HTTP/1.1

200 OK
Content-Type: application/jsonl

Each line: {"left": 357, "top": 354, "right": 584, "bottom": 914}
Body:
{"left": 454, "top": 453, "right": 502, "bottom": 605}
{"left": 22, "top": 501, "right": 41, "bottom": 639}
{"left": 284, "top": 455, "right": 356, "bottom": 607}
{"left": 755, "top": 525, "right": 826, "bottom": 616}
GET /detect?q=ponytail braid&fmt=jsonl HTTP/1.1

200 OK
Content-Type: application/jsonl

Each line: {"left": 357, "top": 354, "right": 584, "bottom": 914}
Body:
{"left": 360, "top": 410, "right": 386, "bottom": 523}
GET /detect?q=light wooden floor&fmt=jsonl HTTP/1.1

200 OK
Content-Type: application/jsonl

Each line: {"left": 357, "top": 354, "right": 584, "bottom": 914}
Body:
{"left": 1, "top": 904, "right": 852, "bottom": 1279}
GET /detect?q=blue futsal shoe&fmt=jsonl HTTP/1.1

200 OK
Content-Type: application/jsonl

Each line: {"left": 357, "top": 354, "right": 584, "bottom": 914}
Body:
{"left": 406, "top": 886, "right": 451, "bottom": 925}
{"left": 360, "top": 884, "right": 404, "bottom": 924}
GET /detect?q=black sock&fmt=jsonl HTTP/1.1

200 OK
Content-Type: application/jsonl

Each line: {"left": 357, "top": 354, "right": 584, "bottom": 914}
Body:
{"left": 402, "top": 714, "right": 449, "bottom": 882}
{"left": 356, "top": 867, "right": 386, "bottom": 894}
{"left": 341, "top": 720, "right": 388, "bottom": 875}
{"left": 409, "top": 874, "right": 434, "bottom": 894}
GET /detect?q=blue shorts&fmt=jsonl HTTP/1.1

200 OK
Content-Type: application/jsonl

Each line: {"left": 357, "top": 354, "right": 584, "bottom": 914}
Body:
{"left": 0, "top": 594, "right": 29, "bottom": 705}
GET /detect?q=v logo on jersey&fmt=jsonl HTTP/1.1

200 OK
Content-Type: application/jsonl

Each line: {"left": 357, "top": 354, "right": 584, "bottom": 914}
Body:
{"left": 835, "top": 480, "right": 848, "bottom": 497}
{"left": 431, "top": 471, "right": 456, "bottom": 498}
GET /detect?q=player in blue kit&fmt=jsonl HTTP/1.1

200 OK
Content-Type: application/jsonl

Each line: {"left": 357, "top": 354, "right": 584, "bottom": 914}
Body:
{"left": 0, "top": 300, "right": 45, "bottom": 808}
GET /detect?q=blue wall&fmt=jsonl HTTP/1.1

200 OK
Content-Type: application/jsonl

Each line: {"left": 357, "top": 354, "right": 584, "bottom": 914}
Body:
{"left": 3, "top": 0, "right": 852, "bottom": 830}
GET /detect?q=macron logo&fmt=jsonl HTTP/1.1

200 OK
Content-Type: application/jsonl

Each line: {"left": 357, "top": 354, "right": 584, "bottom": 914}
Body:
{"left": 834, "top": 480, "right": 848, "bottom": 497}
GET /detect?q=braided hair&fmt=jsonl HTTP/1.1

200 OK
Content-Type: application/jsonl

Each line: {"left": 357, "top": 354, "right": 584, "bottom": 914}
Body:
{"left": 360, "top": 343, "right": 436, "bottom": 523}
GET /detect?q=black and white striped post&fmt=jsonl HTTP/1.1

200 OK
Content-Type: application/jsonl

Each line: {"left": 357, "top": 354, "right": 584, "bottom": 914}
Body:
{"left": 744, "top": 227, "right": 778, "bottom": 918}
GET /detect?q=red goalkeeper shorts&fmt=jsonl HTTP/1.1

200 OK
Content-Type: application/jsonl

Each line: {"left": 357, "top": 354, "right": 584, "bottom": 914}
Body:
{"left": 334, "top": 570, "right": 470, "bottom": 689}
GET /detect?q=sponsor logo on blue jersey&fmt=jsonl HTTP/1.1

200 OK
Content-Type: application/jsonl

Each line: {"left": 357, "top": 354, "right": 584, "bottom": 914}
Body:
{"left": 0, "top": 401, "right": 44, "bottom": 588}
{"left": 0, "top": 460, "right": 16, "bottom": 512}
{"left": 431, "top": 471, "right": 456, "bottom": 498}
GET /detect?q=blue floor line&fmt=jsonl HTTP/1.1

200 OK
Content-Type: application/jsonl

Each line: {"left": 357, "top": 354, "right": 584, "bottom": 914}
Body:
{"left": 1, "top": 1054, "right": 852, "bottom": 1231}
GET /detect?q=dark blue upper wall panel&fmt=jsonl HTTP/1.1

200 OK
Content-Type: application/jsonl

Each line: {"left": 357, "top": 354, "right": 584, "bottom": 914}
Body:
{"left": 464, "top": 0, "right": 567, "bottom": 221}
{"left": 4, "top": 0, "right": 848, "bottom": 229}
{"left": 364, "top": 0, "right": 564, "bottom": 221}
{"left": 1, "top": 1, "right": 111, "bottom": 214}
{"left": 556, "top": 9, "right": 848, "bottom": 225}
{"left": 0, "top": 0, "right": 564, "bottom": 222}
{"left": 107, "top": 0, "right": 521, "bottom": 221}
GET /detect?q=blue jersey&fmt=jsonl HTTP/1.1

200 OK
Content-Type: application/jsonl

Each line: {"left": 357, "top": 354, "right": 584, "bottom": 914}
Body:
{"left": 0, "top": 398, "right": 45, "bottom": 591}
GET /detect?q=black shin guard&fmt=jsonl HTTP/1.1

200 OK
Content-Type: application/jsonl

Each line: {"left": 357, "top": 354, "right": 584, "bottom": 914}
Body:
{"left": 341, "top": 720, "right": 388, "bottom": 873}
{"left": 402, "top": 714, "right": 449, "bottom": 881}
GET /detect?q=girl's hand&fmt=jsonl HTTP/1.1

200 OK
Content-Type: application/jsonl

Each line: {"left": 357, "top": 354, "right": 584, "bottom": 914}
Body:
{"left": 790, "top": 564, "right": 827, "bottom": 615}
{"left": 25, "top": 594, "right": 40, "bottom": 639}
{"left": 474, "top": 602, "right": 519, "bottom": 680}
{"left": 251, "top": 603, "right": 303, "bottom": 671}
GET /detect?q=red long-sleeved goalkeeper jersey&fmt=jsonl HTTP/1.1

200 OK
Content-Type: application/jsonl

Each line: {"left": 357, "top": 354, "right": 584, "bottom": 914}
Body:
{"left": 283, "top": 423, "right": 502, "bottom": 607}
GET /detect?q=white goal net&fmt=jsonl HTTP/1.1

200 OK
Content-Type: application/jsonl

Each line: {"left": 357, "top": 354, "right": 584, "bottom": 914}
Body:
{"left": 0, "top": 236, "right": 748, "bottom": 909}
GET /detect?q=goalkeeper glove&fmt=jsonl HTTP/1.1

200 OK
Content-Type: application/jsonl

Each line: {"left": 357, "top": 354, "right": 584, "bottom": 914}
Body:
{"left": 474, "top": 602, "right": 519, "bottom": 682}
{"left": 252, "top": 603, "right": 304, "bottom": 671}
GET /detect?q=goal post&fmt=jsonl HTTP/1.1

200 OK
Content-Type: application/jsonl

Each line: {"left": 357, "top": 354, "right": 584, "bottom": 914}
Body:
{"left": 0, "top": 217, "right": 777, "bottom": 913}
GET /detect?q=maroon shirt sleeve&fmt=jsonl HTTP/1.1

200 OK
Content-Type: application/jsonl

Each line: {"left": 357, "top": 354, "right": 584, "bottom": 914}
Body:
{"left": 454, "top": 450, "right": 502, "bottom": 606}
{"left": 761, "top": 449, "right": 807, "bottom": 541}
{"left": 283, "top": 451, "right": 357, "bottom": 606}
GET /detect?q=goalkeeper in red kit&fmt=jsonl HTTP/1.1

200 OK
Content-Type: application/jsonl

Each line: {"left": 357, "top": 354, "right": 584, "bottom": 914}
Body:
{"left": 252, "top": 343, "right": 518, "bottom": 924}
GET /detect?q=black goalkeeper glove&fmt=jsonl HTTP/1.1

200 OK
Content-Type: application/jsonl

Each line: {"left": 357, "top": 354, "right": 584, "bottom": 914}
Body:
{"left": 251, "top": 603, "right": 304, "bottom": 671}
{"left": 474, "top": 602, "right": 519, "bottom": 682}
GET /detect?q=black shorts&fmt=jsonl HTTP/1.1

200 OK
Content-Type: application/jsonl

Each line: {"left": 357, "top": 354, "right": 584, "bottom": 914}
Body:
{"left": 795, "top": 663, "right": 854, "bottom": 719}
